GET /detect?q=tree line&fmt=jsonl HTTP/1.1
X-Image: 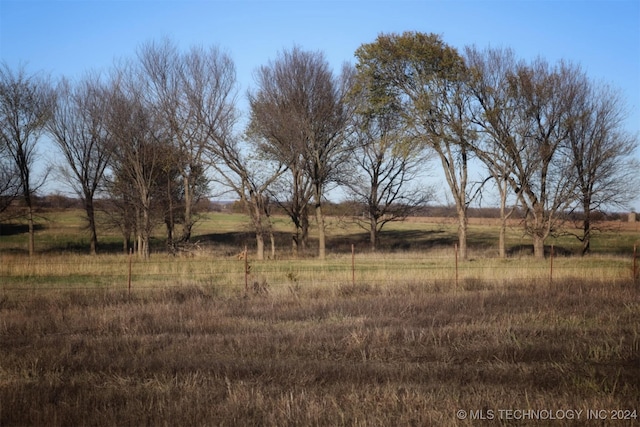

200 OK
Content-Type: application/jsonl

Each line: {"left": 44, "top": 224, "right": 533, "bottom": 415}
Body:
{"left": 1, "top": 33, "right": 638, "bottom": 259}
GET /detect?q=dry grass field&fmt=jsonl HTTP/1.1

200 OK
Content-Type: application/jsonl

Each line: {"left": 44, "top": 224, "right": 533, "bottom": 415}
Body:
{"left": 1, "top": 210, "right": 639, "bottom": 425}
{"left": 1, "top": 280, "right": 638, "bottom": 426}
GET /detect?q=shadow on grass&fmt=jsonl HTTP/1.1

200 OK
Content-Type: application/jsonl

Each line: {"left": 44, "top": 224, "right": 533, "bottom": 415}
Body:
{"left": 507, "top": 244, "right": 575, "bottom": 257}
{"left": 198, "top": 231, "right": 257, "bottom": 247}
{"left": 39, "top": 241, "right": 133, "bottom": 256}
{"left": 0, "top": 220, "right": 586, "bottom": 258}
{"left": 0, "top": 223, "right": 45, "bottom": 236}
{"left": 170, "top": 229, "right": 465, "bottom": 255}
{"left": 329, "top": 229, "right": 457, "bottom": 253}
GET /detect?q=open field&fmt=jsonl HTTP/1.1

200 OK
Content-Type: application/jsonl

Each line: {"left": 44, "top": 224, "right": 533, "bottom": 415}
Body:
{"left": 1, "top": 209, "right": 638, "bottom": 291}
{"left": 1, "top": 279, "right": 639, "bottom": 425}
{"left": 1, "top": 209, "right": 639, "bottom": 257}
{"left": 1, "top": 210, "right": 639, "bottom": 425}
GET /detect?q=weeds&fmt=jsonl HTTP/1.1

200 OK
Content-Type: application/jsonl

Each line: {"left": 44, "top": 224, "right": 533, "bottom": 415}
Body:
{"left": 252, "top": 278, "right": 270, "bottom": 296}
{"left": 1, "top": 279, "right": 638, "bottom": 426}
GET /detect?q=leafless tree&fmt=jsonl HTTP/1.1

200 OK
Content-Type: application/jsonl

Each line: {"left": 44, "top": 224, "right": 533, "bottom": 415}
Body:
{"left": 566, "top": 81, "right": 639, "bottom": 254}
{"left": 347, "top": 74, "right": 434, "bottom": 250}
{"left": 48, "top": 74, "right": 112, "bottom": 255}
{"left": 509, "top": 59, "right": 586, "bottom": 258}
{"left": 137, "top": 39, "right": 237, "bottom": 244}
{"left": 208, "top": 135, "right": 285, "bottom": 260}
{"left": 0, "top": 141, "right": 20, "bottom": 215}
{"left": 105, "top": 67, "right": 165, "bottom": 259}
{"left": 267, "top": 169, "right": 313, "bottom": 256}
{"left": 247, "top": 63, "right": 313, "bottom": 256}
{"left": 465, "top": 46, "right": 523, "bottom": 258}
{"left": 102, "top": 168, "right": 137, "bottom": 254}
{"left": 0, "top": 63, "right": 55, "bottom": 256}
{"left": 248, "top": 47, "right": 355, "bottom": 259}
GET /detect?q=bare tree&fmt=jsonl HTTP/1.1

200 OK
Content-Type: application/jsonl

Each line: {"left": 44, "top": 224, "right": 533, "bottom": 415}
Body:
{"left": 0, "top": 63, "right": 54, "bottom": 256}
{"left": 248, "top": 47, "right": 354, "bottom": 259}
{"left": 102, "top": 169, "right": 137, "bottom": 253}
{"left": 465, "top": 46, "right": 523, "bottom": 258}
{"left": 267, "top": 168, "right": 313, "bottom": 256}
{"left": 347, "top": 75, "right": 434, "bottom": 250}
{"left": 105, "top": 68, "right": 165, "bottom": 259}
{"left": 247, "top": 62, "right": 313, "bottom": 256}
{"left": 508, "top": 59, "right": 582, "bottom": 258}
{"left": 354, "top": 32, "right": 475, "bottom": 259}
{"left": 48, "top": 75, "right": 112, "bottom": 254}
{"left": 137, "top": 39, "right": 237, "bottom": 244}
{"left": 208, "top": 135, "right": 285, "bottom": 260}
{"left": 566, "top": 81, "right": 639, "bottom": 254}
{"left": 305, "top": 61, "right": 356, "bottom": 260}
{"left": 0, "top": 140, "right": 20, "bottom": 215}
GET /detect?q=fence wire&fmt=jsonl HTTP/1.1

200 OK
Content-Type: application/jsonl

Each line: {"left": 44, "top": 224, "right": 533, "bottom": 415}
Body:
{"left": 1, "top": 248, "right": 638, "bottom": 295}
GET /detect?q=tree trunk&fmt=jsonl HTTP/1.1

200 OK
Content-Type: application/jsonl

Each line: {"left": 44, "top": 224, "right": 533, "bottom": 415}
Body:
{"left": 498, "top": 179, "right": 508, "bottom": 259}
{"left": 291, "top": 212, "right": 302, "bottom": 257}
{"left": 85, "top": 197, "right": 98, "bottom": 255}
{"left": 292, "top": 232, "right": 299, "bottom": 257}
{"left": 137, "top": 234, "right": 143, "bottom": 257}
{"left": 301, "top": 210, "right": 309, "bottom": 252}
{"left": 182, "top": 175, "right": 192, "bottom": 242}
{"left": 166, "top": 175, "right": 175, "bottom": 249}
{"left": 166, "top": 219, "right": 174, "bottom": 251}
{"left": 533, "top": 234, "right": 545, "bottom": 259}
{"left": 141, "top": 198, "right": 151, "bottom": 259}
{"left": 499, "top": 225, "right": 506, "bottom": 259}
{"left": 531, "top": 204, "right": 547, "bottom": 259}
{"left": 270, "top": 230, "right": 276, "bottom": 259}
{"left": 457, "top": 206, "right": 468, "bottom": 261}
{"left": 123, "top": 233, "right": 130, "bottom": 254}
{"left": 315, "top": 201, "right": 326, "bottom": 260}
{"left": 581, "top": 198, "right": 591, "bottom": 256}
{"left": 249, "top": 195, "right": 266, "bottom": 261}
{"left": 582, "top": 221, "right": 591, "bottom": 256}
{"left": 27, "top": 205, "right": 35, "bottom": 257}
{"left": 21, "top": 187, "right": 36, "bottom": 256}
{"left": 369, "top": 215, "right": 378, "bottom": 252}
{"left": 256, "top": 232, "right": 265, "bottom": 260}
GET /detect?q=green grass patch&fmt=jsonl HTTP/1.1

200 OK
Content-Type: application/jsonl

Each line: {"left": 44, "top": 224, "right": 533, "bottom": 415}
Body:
{"left": 2, "top": 209, "right": 638, "bottom": 257}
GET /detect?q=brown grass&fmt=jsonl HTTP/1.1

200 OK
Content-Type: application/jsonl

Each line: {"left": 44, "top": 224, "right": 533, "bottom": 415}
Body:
{"left": 1, "top": 279, "right": 639, "bottom": 426}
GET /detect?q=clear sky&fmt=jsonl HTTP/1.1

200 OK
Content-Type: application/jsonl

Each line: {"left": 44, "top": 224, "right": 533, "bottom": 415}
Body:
{"left": 1, "top": 0, "right": 639, "bottom": 208}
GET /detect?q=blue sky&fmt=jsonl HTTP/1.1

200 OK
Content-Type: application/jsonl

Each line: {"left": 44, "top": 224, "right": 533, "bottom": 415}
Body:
{"left": 1, "top": 0, "right": 639, "bottom": 207}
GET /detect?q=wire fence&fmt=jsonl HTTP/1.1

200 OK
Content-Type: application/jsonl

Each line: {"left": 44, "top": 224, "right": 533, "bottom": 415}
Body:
{"left": 2, "top": 244, "right": 638, "bottom": 296}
